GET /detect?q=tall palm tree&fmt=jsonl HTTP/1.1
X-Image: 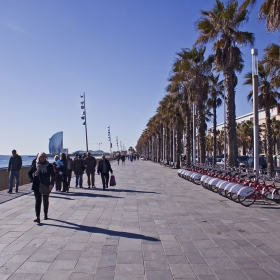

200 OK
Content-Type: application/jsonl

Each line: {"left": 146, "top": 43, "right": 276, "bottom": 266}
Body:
{"left": 196, "top": 0, "right": 255, "bottom": 166}
{"left": 171, "top": 46, "right": 212, "bottom": 163}
{"left": 244, "top": 61, "right": 280, "bottom": 173}
{"left": 243, "top": 0, "right": 280, "bottom": 31}
{"left": 206, "top": 74, "right": 224, "bottom": 164}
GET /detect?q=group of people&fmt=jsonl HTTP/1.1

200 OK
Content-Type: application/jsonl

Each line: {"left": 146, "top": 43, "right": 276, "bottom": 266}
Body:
{"left": 6, "top": 150, "right": 113, "bottom": 224}
{"left": 115, "top": 153, "right": 139, "bottom": 165}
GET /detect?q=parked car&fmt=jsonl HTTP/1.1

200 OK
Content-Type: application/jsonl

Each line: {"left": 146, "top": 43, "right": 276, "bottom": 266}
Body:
{"left": 237, "top": 156, "right": 249, "bottom": 167}
{"left": 246, "top": 156, "right": 267, "bottom": 169}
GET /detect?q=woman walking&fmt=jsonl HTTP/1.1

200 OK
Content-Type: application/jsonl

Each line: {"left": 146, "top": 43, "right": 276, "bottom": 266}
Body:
{"left": 28, "top": 152, "right": 55, "bottom": 223}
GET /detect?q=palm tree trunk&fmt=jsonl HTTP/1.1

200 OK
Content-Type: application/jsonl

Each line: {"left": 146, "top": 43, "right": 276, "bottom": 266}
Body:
{"left": 213, "top": 101, "right": 217, "bottom": 164}
{"left": 265, "top": 104, "right": 274, "bottom": 174}
{"left": 224, "top": 69, "right": 238, "bottom": 166}
{"left": 176, "top": 120, "right": 183, "bottom": 168}
{"left": 185, "top": 104, "right": 191, "bottom": 165}
{"left": 197, "top": 102, "right": 206, "bottom": 163}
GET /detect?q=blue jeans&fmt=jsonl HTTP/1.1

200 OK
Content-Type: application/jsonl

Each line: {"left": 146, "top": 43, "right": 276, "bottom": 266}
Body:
{"left": 75, "top": 174, "right": 83, "bottom": 187}
{"left": 9, "top": 170, "right": 19, "bottom": 192}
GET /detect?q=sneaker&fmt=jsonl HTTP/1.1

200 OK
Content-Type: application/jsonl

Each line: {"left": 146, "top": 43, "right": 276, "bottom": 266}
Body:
{"left": 7, "top": 191, "right": 12, "bottom": 194}
{"left": 44, "top": 215, "right": 48, "bottom": 220}
{"left": 15, "top": 190, "right": 18, "bottom": 193}
{"left": 34, "top": 218, "right": 40, "bottom": 223}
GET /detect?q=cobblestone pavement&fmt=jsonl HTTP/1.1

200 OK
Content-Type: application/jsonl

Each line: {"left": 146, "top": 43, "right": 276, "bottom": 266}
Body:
{"left": 0, "top": 160, "right": 280, "bottom": 279}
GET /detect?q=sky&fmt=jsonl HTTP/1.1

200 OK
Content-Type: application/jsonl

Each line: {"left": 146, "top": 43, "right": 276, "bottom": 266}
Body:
{"left": 0, "top": 0, "right": 279, "bottom": 155}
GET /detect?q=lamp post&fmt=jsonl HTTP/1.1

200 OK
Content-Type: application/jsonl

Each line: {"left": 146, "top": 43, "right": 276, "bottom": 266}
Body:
{"left": 80, "top": 92, "right": 88, "bottom": 152}
{"left": 252, "top": 49, "right": 259, "bottom": 173}
{"left": 108, "top": 126, "right": 112, "bottom": 155}
{"left": 116, "top": 136, "right": 119, "bottom": 151}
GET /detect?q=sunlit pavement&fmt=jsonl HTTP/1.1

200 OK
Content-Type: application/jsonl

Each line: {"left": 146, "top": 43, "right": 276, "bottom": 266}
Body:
{"left": 0, "top": 160, "right": 280, "bottom": 279}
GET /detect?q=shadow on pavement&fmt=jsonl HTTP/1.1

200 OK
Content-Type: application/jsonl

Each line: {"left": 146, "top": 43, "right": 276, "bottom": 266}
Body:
{"left": 93, "top": 189, "right": 160, "bottom": 194}
{"left": 43, "top": 218, "right": 160, "bottom": 242}
{"left": 49, "top": 195, "right": 74, "bottom": 200}
{"left": 54, "top": 192, "right": 123, "bottom": 199}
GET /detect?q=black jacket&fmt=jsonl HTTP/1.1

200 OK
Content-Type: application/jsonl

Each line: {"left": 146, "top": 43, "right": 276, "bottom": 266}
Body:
{"left": 97, "top": 159, "right": 113, "bottom": 174}
{"left": 73, "top": 159, "right": 85, "bottom": 175}
{"left": 8, "top": 155, "right": 22, "bottom": 171}
{"left": 84, "top": 156, "right": 96, "bottom": 173}
{"left": 28, "top": 162, "right": 55, "bottom": 191}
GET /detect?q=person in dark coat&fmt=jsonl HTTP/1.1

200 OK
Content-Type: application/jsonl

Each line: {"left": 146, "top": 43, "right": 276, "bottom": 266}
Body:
{"left": 7, "top": 150, "right": 22, "bottom": 193}
{"left": 59, "top": 153, "right": 68, "bottom": 192}
{"left": 53, "top": 155, "right": 61, "bottom": 191}
{"left": 97, "top": 155, "right": 113, "bottom": 190}
{"left": 121, "top": 154, "right": 125, "bottom": 165}
{"left": 73, "top": 154, "right": 84, "bottom": 188}
{"left": 84, "top": 152, "right": 97, "bottom": 188}
{"left": 28, "top": 152, "right": 55, "bottom": 223}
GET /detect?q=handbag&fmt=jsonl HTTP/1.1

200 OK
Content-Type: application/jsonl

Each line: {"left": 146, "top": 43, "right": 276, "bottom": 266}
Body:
{"left": 39, "top": 177, "right": 51, "bottom": 195}
{"left": 109, "top": 175, "right": 116, "bottom": 186}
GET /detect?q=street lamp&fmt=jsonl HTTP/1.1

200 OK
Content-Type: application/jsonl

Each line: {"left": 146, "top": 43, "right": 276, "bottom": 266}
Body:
{"left": 80, "top": 93, "right": 88, "bottom": 152}
{"left": 252, "top": 49, "right": 259, "bottom": 173}
{"left": 116, "top": 136, "right": 119, "bottom": 151}
{"left": 108, "top": 126, "right": 112, "bottom": 155}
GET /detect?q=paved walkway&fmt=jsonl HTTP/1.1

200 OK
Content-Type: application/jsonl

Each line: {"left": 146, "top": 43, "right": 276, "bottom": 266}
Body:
{"left": 0, "top": 160, "right": 280, "bottom": 280}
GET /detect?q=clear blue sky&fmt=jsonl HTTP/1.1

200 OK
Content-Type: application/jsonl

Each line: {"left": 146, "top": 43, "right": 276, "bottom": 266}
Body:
{"left": 0, "top": 0, "right": 278, "bottom": 155}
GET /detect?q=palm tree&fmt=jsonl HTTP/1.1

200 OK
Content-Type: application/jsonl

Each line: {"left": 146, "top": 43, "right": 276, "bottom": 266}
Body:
{"left": 244, "top": 61, "right": 280, "bottom": 174}
{"left": 216, "top": 129, "right": 225, "bottom": 155}
{"left": 236, "top": 120, "right": 253, "bottom": 155}
{"left": 271, "top": 117, "right": 280, "bottom": 154}
{"left": 196, "top": 0, "right": 255, "bottom": 166}
{"left": 243, "top": 0, "right": 280, "bottom": 31}
{"left": 206, "top": 74, "right": 224, "bottom": 164}
{"left": 171, "top": 46, "right": 212, "bottom": 163}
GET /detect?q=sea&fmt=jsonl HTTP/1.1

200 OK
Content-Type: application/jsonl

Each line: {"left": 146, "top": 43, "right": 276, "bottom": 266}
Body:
{"left": 0, "top": 155, "right": 55, "bottom": 169}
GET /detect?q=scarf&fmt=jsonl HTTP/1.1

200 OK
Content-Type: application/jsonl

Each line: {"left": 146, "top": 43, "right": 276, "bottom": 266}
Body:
{"left": 35, "top": 161, "right": 49, "bottom": 176}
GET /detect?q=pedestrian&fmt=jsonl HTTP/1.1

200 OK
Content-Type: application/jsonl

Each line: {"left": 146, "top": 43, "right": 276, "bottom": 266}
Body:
{"left": 73, "top": 154, "right": 84, "bottom": 188}
{"left": 7, "top": 150, "right": 22, "bottom": 194}
{"left": 53, "top": 155, "right": 61, "bottom": 191}
{"left": 28, "top": 152, "right": 55, "bottom": 223}
{"left": 84, "top": 152, "right": 97, "bottom": 188}
{"left": 130, "top": 155, "right": 133, "bottom": 162}
{"left": 121, "top": 154, "right": 125, "bottom": 165}
{"left": 59, "top": 153, "right": 68, "bottom": 192}
{"left": 117, "top": 154, "right": 120, "bottom": 165}
{"left": 66, "top": 154, "right": 73, "bottom": 188}
{"left": 97, "top": 154, "right": 113, "bottom": 190}
{"left": 31, "top": 153, "right": 39, "bottom": 167}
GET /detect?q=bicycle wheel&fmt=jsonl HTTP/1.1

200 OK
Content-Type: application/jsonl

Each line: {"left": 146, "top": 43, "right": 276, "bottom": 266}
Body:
{"left": 238, "top": 193, "right": 256, "bottom": 207}
{"left": 230, "top": 192, "right": 239, "bottom": 202}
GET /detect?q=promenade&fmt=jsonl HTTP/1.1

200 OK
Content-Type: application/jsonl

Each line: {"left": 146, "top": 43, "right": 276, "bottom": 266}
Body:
{"left": 0, "top": 161, "right": 280, "bottom": 280}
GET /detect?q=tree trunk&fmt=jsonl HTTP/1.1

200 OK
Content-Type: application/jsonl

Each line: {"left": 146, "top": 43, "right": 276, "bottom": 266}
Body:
{"left": 196, "top": 102, "right": 206, "bottom": 163}
{"left": 213, "top": 101, "right": 217, "bottom": 164}
{"left": 224, "top": 69, "right": 238, "bottom": 166}
{"left": 176, "top": 120, "right": 183, "bottom": 168}
{"left": 265, "top": 104, "right": 274, "bottom": 174}
{"left": 185, "top": 104, "right": 191, "bottom": 165}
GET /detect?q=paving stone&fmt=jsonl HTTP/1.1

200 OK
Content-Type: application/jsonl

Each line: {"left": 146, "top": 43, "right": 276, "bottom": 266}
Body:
{"left": 146, "top": 270, "right": 173, "bottom": 280}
